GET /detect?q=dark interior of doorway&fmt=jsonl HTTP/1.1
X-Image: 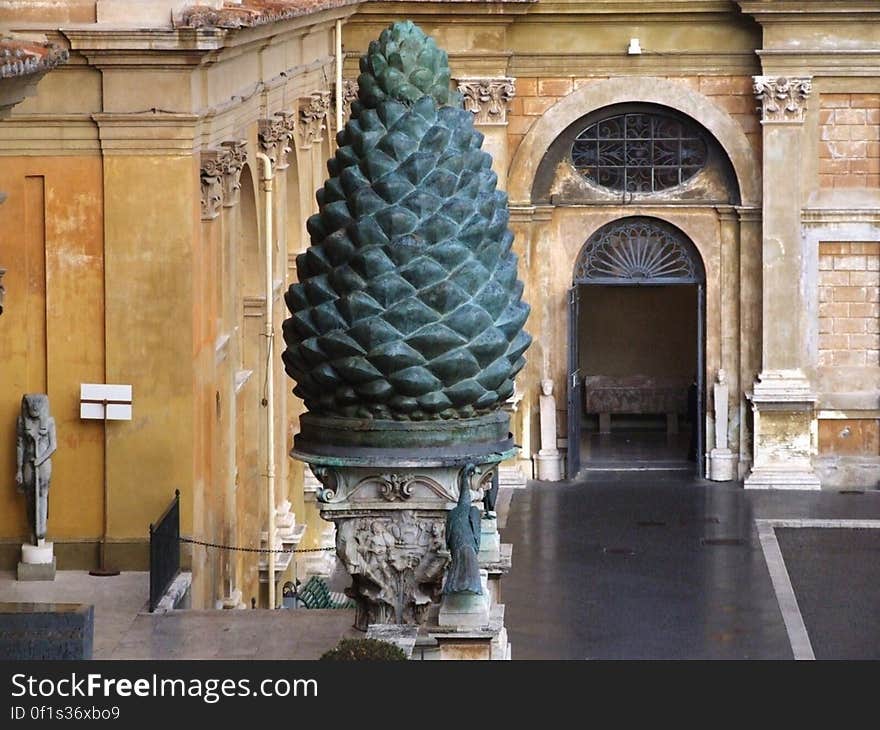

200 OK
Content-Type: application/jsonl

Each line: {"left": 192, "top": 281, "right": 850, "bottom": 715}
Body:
{"left": 577, "top": 284, "right": 699, "bottom": 471}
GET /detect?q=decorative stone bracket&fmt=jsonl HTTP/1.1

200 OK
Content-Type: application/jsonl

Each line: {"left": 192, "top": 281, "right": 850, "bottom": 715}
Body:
{"left": 200, "top": 140, "right": 247, "bottom": 220}
{"left": 455, "top": 77, "right": 516, "bottom": 126}
{"left": 753, "top": 76, "right": 812, "bottom": 124}
{"left": 297, "top": 91, "right": 331, "bottom": 149}
{"left": 258, "top": 111, "right": 296, "bottom": 171}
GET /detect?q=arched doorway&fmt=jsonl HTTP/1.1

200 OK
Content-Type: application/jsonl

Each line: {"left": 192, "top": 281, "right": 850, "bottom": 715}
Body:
{"left": 567, "top": 216, "right": 706, "bottom": 478}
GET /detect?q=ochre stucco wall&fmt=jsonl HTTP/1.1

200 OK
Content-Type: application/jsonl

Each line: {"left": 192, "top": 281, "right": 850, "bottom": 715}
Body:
{"left": 0, "top": 156, "right": 105, "bottom": 545}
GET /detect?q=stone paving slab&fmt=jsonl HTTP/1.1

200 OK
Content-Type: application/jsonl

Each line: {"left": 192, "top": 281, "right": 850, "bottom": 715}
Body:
{"left": 0, "top": 570, "right": 359, "bottom": 660}
{"left": 0, "top": 570, "right": 148, "bottom": 658}
{"left": 110, "top": 609, "right": 359, "bottom": 660}
{"left": 501, "top": 473, "right": 880, "bottom": 660}
{"left": 776, "top": 526, "right": 880, "bottom": 660}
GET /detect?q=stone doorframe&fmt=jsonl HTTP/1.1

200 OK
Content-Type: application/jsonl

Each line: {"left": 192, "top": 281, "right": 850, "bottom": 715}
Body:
{"left": 566, "top": 216, "right": 707, "bottom": 479}
{"left": 506, "top": 78, "right": 762, "bottom": 480}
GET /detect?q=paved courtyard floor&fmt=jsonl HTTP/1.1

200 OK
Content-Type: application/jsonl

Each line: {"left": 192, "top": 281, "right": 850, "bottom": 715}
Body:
{"left": 0, "top": 569, "right": 357, "bottom": 659}
{"left": 501, "top": 471, "right": 880, "bottom": 659}
{"left": 4, "top": 473, "right": 879, "bottom": 660}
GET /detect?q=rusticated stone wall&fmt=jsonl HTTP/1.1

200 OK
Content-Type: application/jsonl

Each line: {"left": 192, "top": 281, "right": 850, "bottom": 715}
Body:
{"left": 818, "top": 242, "right": 880, "bottom": 368}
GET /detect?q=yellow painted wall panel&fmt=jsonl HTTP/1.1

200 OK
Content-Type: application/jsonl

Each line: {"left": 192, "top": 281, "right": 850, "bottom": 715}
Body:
{"left": 0, "top": 156, "right": 104, "bottom": 541}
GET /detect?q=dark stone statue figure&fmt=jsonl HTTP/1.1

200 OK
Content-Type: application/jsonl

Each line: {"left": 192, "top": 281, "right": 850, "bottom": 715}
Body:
{"left": 15, "top": 394, "right": 56, "bottom": 543}
{"left": 442, "top": 464, "right": 482, "bottom": 595}
{"left": 483, "top": 469, "right": 499, "bottom": 518}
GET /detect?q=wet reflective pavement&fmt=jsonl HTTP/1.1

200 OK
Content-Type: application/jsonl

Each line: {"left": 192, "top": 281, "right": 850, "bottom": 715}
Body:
{"left": 500, "top": 472, "right": 880, "bottom": 659}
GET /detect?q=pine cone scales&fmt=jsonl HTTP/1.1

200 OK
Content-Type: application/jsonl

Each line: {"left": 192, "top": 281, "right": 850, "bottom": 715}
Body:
{"left": 282, "top": 21, "right": 530, "bottom": 422}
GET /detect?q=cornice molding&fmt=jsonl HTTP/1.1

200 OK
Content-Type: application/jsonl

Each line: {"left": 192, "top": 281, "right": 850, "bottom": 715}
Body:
{"left": 91, "top": 110, "right": 199, "bottom": 154}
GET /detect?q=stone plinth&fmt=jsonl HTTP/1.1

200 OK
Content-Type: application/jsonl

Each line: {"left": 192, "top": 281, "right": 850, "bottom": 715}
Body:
{"left": 294, "top": 411, "right": 515, "bottom": 631}
{"left": 709, "top": 449, "right": 738, "bottom": 481}
{"left": 534, "top": 451, "right": 563, "bottom": 481}
{"left": 478, "top": 516, "right": 501, "bottom": 564}
{"left": 428, "top": 603, "right": 508, "bottom": 660}
{"left": 365, "top": 624, "right": 418, "bottom": 659}
{"left": 0, "top": 603, "right": 93, "bottom": 659}
{"left": 745, "top": 371, "right": 820, "bottom": 490}
{"left": 18, "top": 541, "right": 55, "bottom": 581}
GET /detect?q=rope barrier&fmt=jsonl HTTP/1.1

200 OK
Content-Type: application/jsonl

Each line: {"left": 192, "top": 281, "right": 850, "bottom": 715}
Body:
{"left": 178, "top": 536, "right": 335, "bottom": 554}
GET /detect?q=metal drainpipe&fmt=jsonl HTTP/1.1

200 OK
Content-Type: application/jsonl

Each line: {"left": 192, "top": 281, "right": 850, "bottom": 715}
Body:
{"left": 255, "top": 151, "right": 276, "bottom": 609}
{"left": 335, "top": 19, "right": 343, "bottom": 136}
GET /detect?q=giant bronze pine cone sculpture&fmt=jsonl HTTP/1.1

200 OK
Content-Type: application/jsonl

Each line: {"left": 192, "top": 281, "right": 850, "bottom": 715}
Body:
{"left": 282, "top": 21, "right": 530, "bottom": 422}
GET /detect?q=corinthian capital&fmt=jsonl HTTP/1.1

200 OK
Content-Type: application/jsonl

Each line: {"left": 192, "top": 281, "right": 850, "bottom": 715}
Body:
{"left": 330, "top": 79, "right": 359, "bottom": 136}
{"left": 297, "top": 91, "right": 331, "bottom": 149}
{"left": 200, "top": 140, "right": 247, "bottom": 220}
{"left": 259, "top": 111, "right": 296, "bottom": 171}
{"left": 456, "top": 77, "right": 516, "bottom": 125}
{"left": 753, "top": 76, "right": 812, "bottom": 123}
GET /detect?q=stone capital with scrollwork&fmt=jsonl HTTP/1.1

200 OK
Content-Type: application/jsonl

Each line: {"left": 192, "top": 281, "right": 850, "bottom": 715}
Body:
{"left": 753, "top": 76, "right": 812, "bottom": 124}
{"left": 456, "top": 77, "right": 516, "bottom": 126}
{"left": 330, "top": 79, "right": 359, "bottom": 136}
{"left": 297, "top": 91, "right": 331, "bottom": 149}
{"left": 258, "top": 112, "right": 296, "bottom": 171}
{"left": 200, "top": 139, "right": 247, "bottom": 220}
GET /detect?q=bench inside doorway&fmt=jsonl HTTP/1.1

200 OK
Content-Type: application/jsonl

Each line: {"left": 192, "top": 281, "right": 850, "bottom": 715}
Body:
{"left": 583, "top": 375, "right": 690, "bottom": 434}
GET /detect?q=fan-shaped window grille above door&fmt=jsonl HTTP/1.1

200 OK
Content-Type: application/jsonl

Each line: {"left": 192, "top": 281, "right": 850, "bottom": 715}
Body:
{"left": 574, "top": 217, "right": 704, "bottom": 285}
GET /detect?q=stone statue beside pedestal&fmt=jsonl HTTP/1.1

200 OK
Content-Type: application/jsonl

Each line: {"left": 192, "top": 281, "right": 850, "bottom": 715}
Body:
{"left": 708, "top": 370, "right": 737, "bottom": 481}
{"left": 442, "top": 465, "right": 482, "bottom": 595}
{"left": 15, "top": 394, "right": 57, "bottom": 580}
{"left": 534, "top": 379, "right": 563, "bottom": 481}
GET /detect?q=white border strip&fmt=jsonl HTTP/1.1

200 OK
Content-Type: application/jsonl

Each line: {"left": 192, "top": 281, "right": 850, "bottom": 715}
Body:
{"left": 756, "top": 518, "right": 880, "bottom": 661}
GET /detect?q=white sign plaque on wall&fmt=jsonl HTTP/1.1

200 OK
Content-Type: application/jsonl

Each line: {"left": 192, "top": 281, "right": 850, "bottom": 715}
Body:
{"left": 80, "top": 384, "right": 133, "bottom": 421}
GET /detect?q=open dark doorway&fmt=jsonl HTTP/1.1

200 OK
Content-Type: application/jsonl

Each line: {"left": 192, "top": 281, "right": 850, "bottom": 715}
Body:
{"left": 566, "top": 217, "right": 706, "bottom": 479}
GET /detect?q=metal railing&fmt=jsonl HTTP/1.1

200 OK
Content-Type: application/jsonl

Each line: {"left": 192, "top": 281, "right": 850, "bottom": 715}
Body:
{"left": 149, "top": 489, "right": 180, "bottom": 612}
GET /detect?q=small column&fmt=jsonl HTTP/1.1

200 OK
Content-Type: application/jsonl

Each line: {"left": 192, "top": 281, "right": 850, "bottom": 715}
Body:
{"left": 456, "top": 78, "right": 516, "bottom": 190}
{"left": 745, "top": 77, "right": 820, "bottom": 490}
{"left": 709, "top": 370, "right": 737, "bottom": 481}
{"left": 534, "top": 379, "right": 563, "bottom": 481}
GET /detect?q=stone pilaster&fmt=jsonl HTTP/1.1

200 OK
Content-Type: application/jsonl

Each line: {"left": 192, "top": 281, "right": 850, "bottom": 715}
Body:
{"left": 455, "top": 77, "right": 516, "bottom": 190}
{"left": 745, "top": 76, "right": 820, "bottom": 489}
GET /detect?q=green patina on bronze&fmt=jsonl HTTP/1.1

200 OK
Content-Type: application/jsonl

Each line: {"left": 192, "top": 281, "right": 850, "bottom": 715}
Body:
{"left": 282, "top": 21, "right": 530, "bottom": 442}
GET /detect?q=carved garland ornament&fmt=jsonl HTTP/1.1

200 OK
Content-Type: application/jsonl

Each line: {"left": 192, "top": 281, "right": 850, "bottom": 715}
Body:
{"left": 311, "top": 466, "right": 461, "bottom": 504}
{"left": 753, "top": 76, "right": 812, "bottom": 123}
{"left": 297, "top": 91, "right": 331, "bottom": 148}
{"left": 200, "top": 140, "right": 247, "bottom": 220}
{"left": 456, "top": 77, "right": 516, "bottom": 125}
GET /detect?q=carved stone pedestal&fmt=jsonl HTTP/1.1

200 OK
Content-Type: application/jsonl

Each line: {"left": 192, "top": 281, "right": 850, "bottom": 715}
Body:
{"left": 744, "top": 370, "right": 821, "bottom": 490}
{"left": 294, "top": 412, "right": 515, "bottom": 632}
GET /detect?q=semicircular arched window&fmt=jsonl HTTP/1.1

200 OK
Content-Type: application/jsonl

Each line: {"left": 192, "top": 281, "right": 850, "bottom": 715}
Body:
{"left": 575, "top": 218, "right": 703, "bottom": 284}
{"left": 570, "top": 112, "right": 708, "bottom": 193}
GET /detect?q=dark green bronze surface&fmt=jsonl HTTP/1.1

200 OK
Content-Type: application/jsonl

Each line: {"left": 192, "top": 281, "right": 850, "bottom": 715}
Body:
{"left": 282, "top": 21, "right": 530, "bottom": 424}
